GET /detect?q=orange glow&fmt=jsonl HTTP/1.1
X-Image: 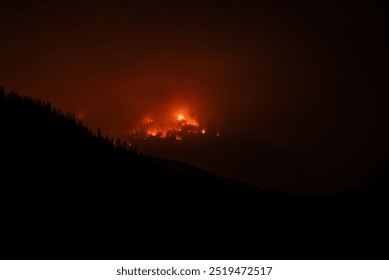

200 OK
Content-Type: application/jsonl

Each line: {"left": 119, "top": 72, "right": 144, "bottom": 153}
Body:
{"left": 177, "top": 113, "right": 185, "bottom": 121}
{"left": 174, "top": 110, "right": 199, "bottom": 127}
{"left": 142, "top": 117, "right": 154, "bottom": 124}
{"left": 128, "top": 106, "right": 208, "bottom": 141}
{"left": 146, "top": 128, "right": 158, "bottom": 136}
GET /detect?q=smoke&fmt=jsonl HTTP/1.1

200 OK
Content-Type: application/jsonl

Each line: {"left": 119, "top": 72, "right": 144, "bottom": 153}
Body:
{"left": 0, "top": 0, "right": 387, "bottom": 192}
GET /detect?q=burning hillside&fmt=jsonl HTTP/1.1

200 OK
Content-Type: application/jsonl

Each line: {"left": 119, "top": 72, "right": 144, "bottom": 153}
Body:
{"left": 128, "top": 107, "right": 213, "bottom": 141}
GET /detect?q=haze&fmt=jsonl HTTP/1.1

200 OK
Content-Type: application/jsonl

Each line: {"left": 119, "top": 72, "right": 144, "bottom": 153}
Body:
{"left": 1, "top": 0, "right": 388, "bottom": 193}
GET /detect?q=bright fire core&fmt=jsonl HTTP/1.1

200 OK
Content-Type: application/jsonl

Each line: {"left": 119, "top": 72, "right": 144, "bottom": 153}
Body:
{"left": 129, "top": 109, "right": 207, "bottom": 141}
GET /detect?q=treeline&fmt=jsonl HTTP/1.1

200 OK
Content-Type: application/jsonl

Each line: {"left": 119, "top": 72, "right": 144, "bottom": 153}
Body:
{"left": 0, "top": 86, "right": 137, "bottom": 154}
{"left": 0, "top": 86, "right": 388, "bottom": 260}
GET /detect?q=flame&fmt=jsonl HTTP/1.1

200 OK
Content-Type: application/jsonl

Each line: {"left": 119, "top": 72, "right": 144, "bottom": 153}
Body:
{"left": 177, "top": 113, "right": 185, "bottom": 121}
{"left": 129, "top": 107, "right": 207, "bottom": 141}
{"left": 174, "top": 110, "right": 199, "bottom": 127}
{"left": 146, "top": 128, "right": 158, "bottom": 136}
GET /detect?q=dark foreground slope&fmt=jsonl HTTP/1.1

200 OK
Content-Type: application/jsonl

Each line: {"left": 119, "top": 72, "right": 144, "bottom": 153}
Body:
{"left": 1, "top": 88, "right": 388, "bottom": 259}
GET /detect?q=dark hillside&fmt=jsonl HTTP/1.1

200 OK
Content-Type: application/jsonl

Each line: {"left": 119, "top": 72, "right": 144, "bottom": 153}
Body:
{"left": 0, "top": 87, "right": 388, "bottom": 259}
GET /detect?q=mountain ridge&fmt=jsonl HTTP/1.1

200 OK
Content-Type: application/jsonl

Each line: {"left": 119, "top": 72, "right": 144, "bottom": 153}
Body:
{"left": 0, "top": 87, "right": 388, "bottom": 259}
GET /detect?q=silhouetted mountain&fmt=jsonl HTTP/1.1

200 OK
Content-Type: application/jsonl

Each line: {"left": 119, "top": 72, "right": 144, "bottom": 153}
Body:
{"left": 0, "top": 87, "right": 388, "bottom": 259}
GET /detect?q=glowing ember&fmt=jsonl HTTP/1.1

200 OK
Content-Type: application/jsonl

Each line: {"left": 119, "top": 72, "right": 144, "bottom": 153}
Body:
{"left": 128, "top": 108, "right": 207, "bottom": 141}
{"left": 147, "top": 129, "right": 158, "bottom": 136}
{"left": 142, "top": 117, "right": 153, "bottom": 124}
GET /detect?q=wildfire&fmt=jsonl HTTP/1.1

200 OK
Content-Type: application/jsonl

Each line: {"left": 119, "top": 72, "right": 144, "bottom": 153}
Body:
{"left": 177, "top": 113, "right": 185, "bottom": 121}
{"left": 174, "top": 110, "right": 199, "bottom": 127}
{"left": 129, "top": 108, "right": 207, "bottom": 141}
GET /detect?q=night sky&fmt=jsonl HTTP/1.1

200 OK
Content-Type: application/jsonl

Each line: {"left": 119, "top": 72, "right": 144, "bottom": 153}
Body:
{"left": 1, "top": 0, "right": 388, "bottom": 193}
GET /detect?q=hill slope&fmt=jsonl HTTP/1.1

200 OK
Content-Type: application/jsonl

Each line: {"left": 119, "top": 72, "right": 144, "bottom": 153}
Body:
{"left": 0, "top": 87, "right": 388, "bottom": 259}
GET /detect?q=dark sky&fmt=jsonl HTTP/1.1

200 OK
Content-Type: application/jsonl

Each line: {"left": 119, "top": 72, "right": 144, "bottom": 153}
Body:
{"left": 1, "top": 0, "right": 388, "bottom": 192}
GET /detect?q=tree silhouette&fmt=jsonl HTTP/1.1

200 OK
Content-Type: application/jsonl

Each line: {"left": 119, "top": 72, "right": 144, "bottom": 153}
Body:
{"left": 0, "top": 86, "right": 388, "bottom": 260}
